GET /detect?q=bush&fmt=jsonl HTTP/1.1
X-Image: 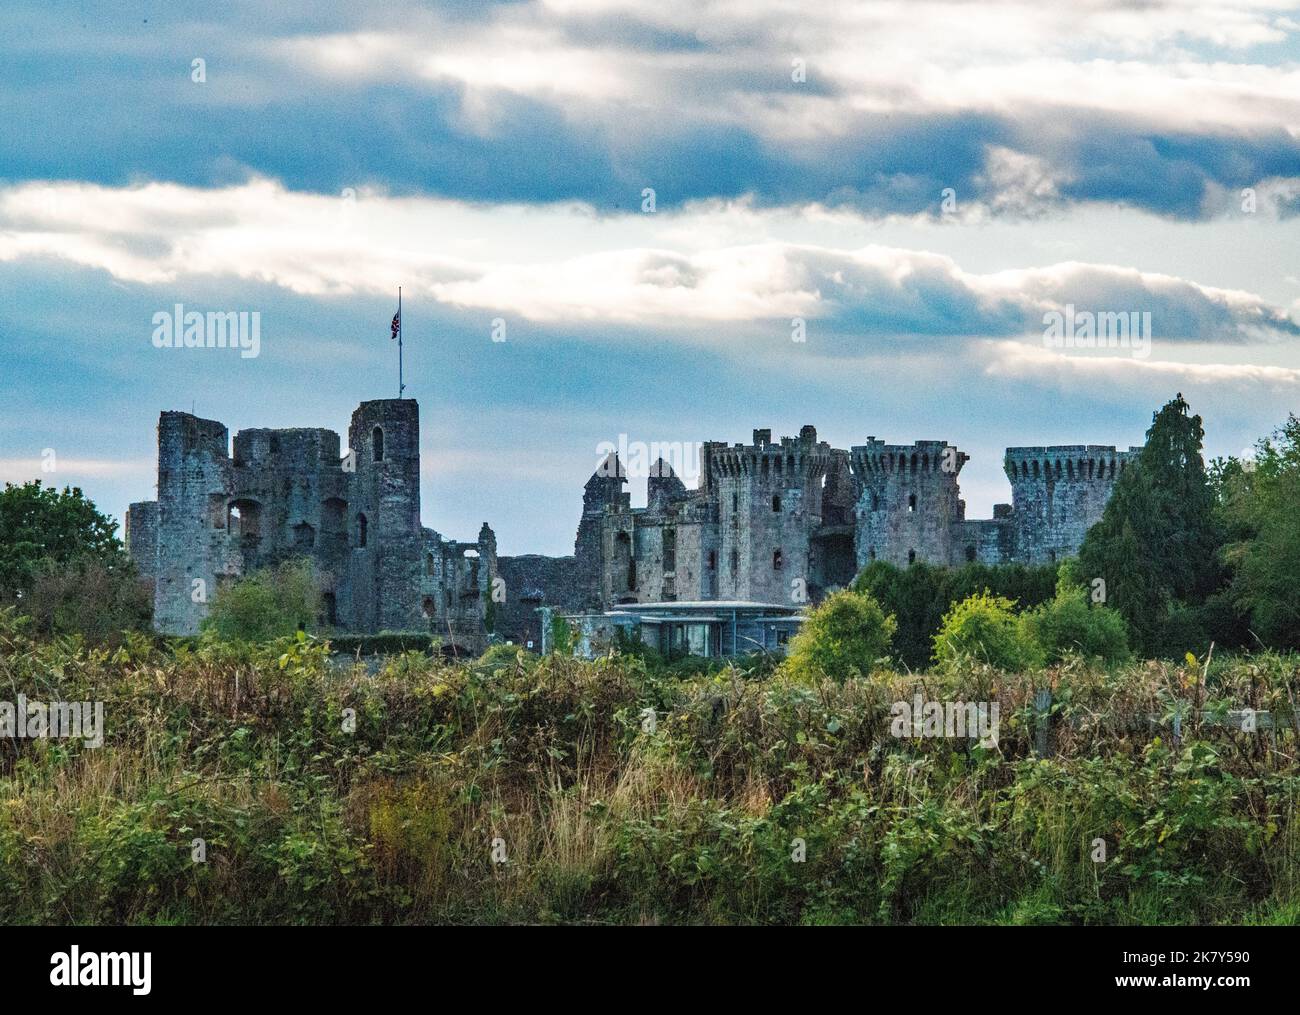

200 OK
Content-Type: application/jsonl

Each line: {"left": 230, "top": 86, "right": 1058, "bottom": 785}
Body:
{"left": 22, "top": 557, "right": 152, "bottom": 646}
{"left": 933, "top": 591, "right": 1041, "bottom": 671}
{"left": 854, "top": 560, "right": 1057, "bottom": 669}
{"left": 1022, "top": 583, "right": 1130, "bottom": 665}
{"left": 474, "top": 642, "right": 537, "bottom": 673}
{"left": 202, "top": 558, "right": 321, "bottom": 643}
{"left": 785, "top": 588, "right": 896, "bottom": 682}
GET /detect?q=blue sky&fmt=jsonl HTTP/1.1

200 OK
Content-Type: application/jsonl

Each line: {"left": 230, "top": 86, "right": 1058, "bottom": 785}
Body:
{"left": 2, "top": 0, "right": 1299, "bottom": 555}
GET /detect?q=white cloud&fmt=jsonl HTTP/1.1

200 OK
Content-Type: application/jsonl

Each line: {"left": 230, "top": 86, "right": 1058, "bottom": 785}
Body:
{"left": 2, "top": 179, "right": 1295, "bottom": 346}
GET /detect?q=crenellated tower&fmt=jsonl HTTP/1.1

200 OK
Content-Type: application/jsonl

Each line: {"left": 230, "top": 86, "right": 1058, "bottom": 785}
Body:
{"left": 1003, "top": 445, "right": 1139, "bottom": 564}
{"left": 850, "top": 438, "right": 968, "bottom": 568}
{"left": 708, "top": 425, "right": 833, "bottom": 605}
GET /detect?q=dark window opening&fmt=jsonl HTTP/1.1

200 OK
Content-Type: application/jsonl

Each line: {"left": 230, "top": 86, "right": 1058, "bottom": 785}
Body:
{"left": 356, "top": 513, "right": 368, "bottom": 548}
{"left": 908, "top": 493, "right": 917, "bottom": 512}
{"left": 773, "top": 549, "right": 783, "bottom": 570}
{"left": 228, "top": 499, "right": 262, "bottom": 540}
{"left": 293, "top": 522, "right": 316, "bottom": 550}
{"left": 908, "top": 549, "right": 916, "bottom": 565}
{"left": 663, "top": 528, "right": 676, "bottom": 573}
{"left": 965, "top": 545, "right": 976, "bottom": 562}
{"left": 772, "top": 494, "right": 781, "bottom": 513}
{"left": 372, "top": 426, "right": 384, "bottom": 462}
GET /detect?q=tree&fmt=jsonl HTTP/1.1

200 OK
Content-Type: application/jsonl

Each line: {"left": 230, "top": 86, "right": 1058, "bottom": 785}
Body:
{"left": 0, "top": 480, "right": 127, "bottom": 600}
{"left": 1220, "top": 415, "right": 1300, "bottom": 648}
{"left": 785, "top": 588, "right": 896, "bottom": 682}
{"left": 1078, "top": 394, "right": 1225, "bottom": 656}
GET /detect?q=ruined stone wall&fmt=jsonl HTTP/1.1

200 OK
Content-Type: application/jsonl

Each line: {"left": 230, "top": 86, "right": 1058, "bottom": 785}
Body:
{"left": 496, "top": 554, "right": 585, "bottom": 649}
{"left": 137, "top": 400, "right": 432, "bottom": 637}
{"left": 124, "top": 501, "right": 158, "bottom": 577}
{"left": 152, "top": 412, "right": 234, "bottom": 635}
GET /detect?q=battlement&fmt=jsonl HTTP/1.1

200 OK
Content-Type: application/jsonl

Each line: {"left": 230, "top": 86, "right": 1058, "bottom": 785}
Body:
{"left": 1004, "top": 445, "right": 1139, "bottom": 482}
{"left": 850, "top": 438, "right": 967, "bottom": 476}
{"left": 707, "top": 425, "right": 834, "bottom": 479}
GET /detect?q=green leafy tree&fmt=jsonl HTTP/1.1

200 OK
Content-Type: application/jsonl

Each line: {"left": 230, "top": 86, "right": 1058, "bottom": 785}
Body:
{"left": 933, "top": 591, "right": 1042, "bottom": 671}
{"left": 1220, "top": 415, "right": 1300, "bottom": 648}
{"left": 1078, "top": 394, "right": 1225, "bottom": 656}
{"left": 786, "top": 588, "right": 896, "bottom": 682}
{"left": 0, "top": 480, "right": 128, "bottom": 599}
{"left": 202, "top": 558, "right": 321, "bottom": 643}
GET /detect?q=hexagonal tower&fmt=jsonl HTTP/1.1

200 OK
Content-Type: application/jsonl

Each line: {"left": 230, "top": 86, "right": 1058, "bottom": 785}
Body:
{"left": 708, "top": 426, "right": 833, "bottom": 605}
{"left": 346, "top": 399, "right": 424, "bottom": 631}
{"left": 1003, "top": 445, "right": 1139, "bottom": 564}
{"left": 850, "top": 438, "right": 968, "bottom": 568}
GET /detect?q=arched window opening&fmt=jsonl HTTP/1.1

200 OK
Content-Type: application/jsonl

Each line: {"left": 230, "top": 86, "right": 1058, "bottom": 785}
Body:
{"left": 773, "top": 549, "right": 783, "bottom": 571}
{"left": 426, "top": 552, "right": 436, "bottom": 576}
{"left": 356, "top": 513, "right": 368, "bottom": 548}
{"left": 908, "top": 493, "right": 917, "bottom": 513}
{"left": 908, "top": 549, "right": 916, "bottom": 565}
{"left": 372, "top": 426, "right": 384, "bottom": 462}
{"left": 772, "top": 494, "right": 782, "bottom": 513}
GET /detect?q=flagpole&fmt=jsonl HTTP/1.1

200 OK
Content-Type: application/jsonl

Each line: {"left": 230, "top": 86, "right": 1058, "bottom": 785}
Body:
{"left": 397, "top": 286, "right": 404, "bottom": 399}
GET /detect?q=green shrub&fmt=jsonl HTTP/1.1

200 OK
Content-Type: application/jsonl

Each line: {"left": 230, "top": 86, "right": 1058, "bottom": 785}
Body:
{"left": 202, "top": 558, "right": 321, "bottom": 643}
{"left": 854, "top": 560, "right": 1057, "bottom": 669}
{"left": 23, "top": 556, "right": 152, "bottom": 646}
{"left": 1023, "top": 582, "right": 1130, "bottom": 665}
{"left": 933, "top": 591, "right": 1041, "bottom": 671}
{"left": 785, "top": 588, "right": 896, "bottom": 682}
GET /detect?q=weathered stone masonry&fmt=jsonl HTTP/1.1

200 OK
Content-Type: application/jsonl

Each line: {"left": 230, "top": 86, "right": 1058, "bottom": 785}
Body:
{"left": 127, "top": 401, "right": 1138, "bottom": 648}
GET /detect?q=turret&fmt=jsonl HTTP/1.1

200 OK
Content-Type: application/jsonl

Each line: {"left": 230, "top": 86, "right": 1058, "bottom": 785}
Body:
{"left": 1003, "top": 445, "right": 1138, "bottom": 563}
{"left": 850, "top": 438, "right": 967, "bottom": 568}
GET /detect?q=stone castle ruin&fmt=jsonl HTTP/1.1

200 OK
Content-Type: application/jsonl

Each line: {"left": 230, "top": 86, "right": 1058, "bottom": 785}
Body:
{"left": 126, "top": 400, "right": 1138, "bottom": 651}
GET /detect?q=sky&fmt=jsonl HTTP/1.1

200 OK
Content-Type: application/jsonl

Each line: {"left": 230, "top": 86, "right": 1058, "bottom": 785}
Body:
{"left": 1, "top": 0, "right": 1298, "bottom": 556}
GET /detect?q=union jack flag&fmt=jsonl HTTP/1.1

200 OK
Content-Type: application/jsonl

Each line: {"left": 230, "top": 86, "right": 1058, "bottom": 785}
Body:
{"left": 390, "top": 310, "right": 400, "bottom": 340}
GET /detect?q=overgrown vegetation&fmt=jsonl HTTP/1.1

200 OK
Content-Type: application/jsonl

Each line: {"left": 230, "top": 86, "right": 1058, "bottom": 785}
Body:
{"left": 0, "top": 481, "right": 149, "bottom": 646}
{"left": 201, "top": 558, "right": 321, "bottom": 643}
{"left": 1, "top": 608, "right": 1296, "bottom": 925}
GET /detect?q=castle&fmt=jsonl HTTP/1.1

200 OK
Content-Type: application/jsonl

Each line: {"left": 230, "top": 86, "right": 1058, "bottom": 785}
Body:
{"left": 126, "top": 400, "right": 1138, "bottom": 651}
